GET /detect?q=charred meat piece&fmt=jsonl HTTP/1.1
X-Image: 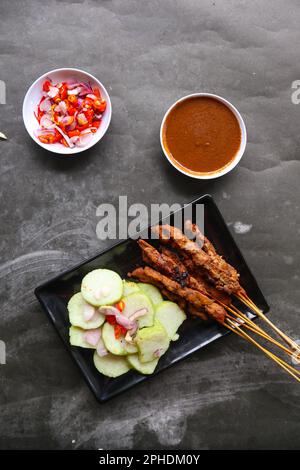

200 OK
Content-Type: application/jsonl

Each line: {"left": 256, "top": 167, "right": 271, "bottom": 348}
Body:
{"left": 185, "top": 220, "right": 245, "bottom": 296}
{"left": 129, "top": 266, "right": 225, "bottom": 324}
{"left": 179, "top": 255, "right": 231, "bottom": 305}
{"left": 138, "top": 239, "right": 189, "bottom": 286}
{"left": 140, "top": 241, "right": 231, "bottom": 306}
{"left": 152, "top": 224, "right": 243, "bottom": 295}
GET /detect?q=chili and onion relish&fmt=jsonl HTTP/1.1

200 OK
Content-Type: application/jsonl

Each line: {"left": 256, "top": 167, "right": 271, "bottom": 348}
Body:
{"left": 35, "top": 79, "right": 107, "bottom": 148}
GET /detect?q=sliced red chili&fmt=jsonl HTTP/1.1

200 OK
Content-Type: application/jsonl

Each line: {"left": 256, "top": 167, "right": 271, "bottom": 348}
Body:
{"left": 106, "top": 315, "right": 117, "bottom": 325}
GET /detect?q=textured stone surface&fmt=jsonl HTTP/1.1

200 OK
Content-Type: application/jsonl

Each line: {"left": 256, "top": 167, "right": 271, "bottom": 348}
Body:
{"left": 0, "top": 0, "right": 300, "bottom": 450}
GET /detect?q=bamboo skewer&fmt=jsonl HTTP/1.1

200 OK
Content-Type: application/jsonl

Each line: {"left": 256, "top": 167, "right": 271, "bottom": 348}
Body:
{"left": 225, "top": 313, "right": 297, "bottom": 360}
{"left": 237, "top": 292, "right": 300, "bottom": 355}
{"left": 223, "top": 304, "right": 296, "bottom": 359}
{"left": 133, "top": 228, "right": 300, "bottom": 384}
{"left": 226, "top": 319, "right": 300, "bottom": 379}
{"left": 225, "top": 320, "right": 300, "bottom": 382}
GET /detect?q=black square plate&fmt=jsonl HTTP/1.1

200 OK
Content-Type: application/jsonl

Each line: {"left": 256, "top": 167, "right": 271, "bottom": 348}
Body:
{"left": 35, "top": 195, "right": 269, "bottom": 402}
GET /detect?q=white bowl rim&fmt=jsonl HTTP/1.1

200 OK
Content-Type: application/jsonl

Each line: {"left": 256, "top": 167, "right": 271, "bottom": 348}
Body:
{"left": 22, "top": 67, "right": 112, "bottom": 155}
{"left": 160, "top": 93, "right": 247, "bottom": 180}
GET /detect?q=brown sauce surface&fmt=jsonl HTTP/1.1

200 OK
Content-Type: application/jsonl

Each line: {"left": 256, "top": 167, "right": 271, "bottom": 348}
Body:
{"left": 163, "top": 97, "right": 241, "bottom": 174}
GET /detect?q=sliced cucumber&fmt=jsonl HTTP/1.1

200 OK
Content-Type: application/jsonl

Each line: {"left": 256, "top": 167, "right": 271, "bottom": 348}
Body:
{"left": 93, "top": 351, "right": 131, "bottom": 378}
{"left": 127, "top": 354, "right": 159, "bottom": 375}
{"left": 124, "top": 341, "right": 138, "bottom": 354}
{"left": 68, "top": 293, "right": 105, "bottom": 329}
{"left": 155, "top": 301, "right": 187, "bottom": 340}
{"left": 69, "top": 326, "right": 98, "bottom": 349}
{"left": 102, "top": 322, "right": 127, "bottom": 355}
{"left": 122, "top": 292, "right": 154, "bottom": 328}
{"left": 136, "top": 319, "right": 170, "bottom": 363}
{"left": 138, "top": 283, "right": 163, "bottom": 306}
{"left": 123, "top": 280, "right": 141, "bottom": 296}
{"left": 81, "top": 269, "right": 123, "bottom": 307}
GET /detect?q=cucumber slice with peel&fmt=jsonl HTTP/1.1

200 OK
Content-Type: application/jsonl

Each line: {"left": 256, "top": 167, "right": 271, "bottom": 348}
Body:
{"left": 124, "top": 341, "right": 138, "bottom": 354}
{"left": 138, "top": 283, "right": 163, "bottom": 305}
{"left": 68, "top": 293, "right": 105, "bottom": 329}
{"left": 155, "top": 301, "right": 187, "bottom": 340}
{"left": 69, "top": 326, "right": 100, "bottom": 349}
{"left": 136, "top": 320, "right": 170, "bottom": 363}
{"left": 123, "top": 280, "right": 141, "bottom": 296}
{"left": 93, "top": 351, "right": 131, "bottom": 378}
{"left": 102, "top": 322, "right": 138, "bottom": 355}
{"left": 81, "top": 269, "right": 123, "bottom": 307}
{"left": 127, "top": 354, "right": 159, "bottom": 375}
{"left": 102, "top": 322, "right": 127, "bottom": 355}
{"left": 122, "top": 292, "right": 154, "bottom": 328}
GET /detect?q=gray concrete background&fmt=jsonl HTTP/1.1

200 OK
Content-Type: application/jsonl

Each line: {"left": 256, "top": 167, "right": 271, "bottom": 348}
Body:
{"left": 0, "top": 0, "right": 300, "bottom": 450}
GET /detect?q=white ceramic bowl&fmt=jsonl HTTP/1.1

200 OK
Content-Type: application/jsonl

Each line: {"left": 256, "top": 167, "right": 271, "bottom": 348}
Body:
{"left": 23, "top": 68, "right": 112, "bottom": 155}
{"left": 160, "top": 93, "right": 247, "bottom": 179}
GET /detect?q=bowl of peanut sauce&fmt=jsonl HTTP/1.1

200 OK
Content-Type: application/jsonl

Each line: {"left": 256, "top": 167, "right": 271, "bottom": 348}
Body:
{"left": 160, "top": 93, "right": 247, "bottom": 179}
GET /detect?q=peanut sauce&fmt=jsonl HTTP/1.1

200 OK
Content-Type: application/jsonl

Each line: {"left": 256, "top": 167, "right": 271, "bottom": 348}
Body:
{"left": 162, "top": 96, "right": 241, "bottom": 174}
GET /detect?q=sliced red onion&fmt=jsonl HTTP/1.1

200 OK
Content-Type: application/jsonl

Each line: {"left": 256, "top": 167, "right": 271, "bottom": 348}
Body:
{"left": 116, "top": 315, "right": 136, "bottom": 330}
{"left": 154, "top": 349, "right": 163, "bottom": 358}
{"left": 67, "top": 87, "right": 82, "bottom": 96}
{"left": 61, "top": 115, "right": 74, "bottom": 126}
{"left": 40, "top": 114, "right": 56, "bottom": 129}
{"left": 76, "top": 133, "right": 94, "bottom": 148}
{"left": 70, "top": 136, "right": 80, "bottom": 145}
{"left": 99, "top": 306, "right": 120, "bottom": 316}
{"left": 54, "top": 125, "right": 75, "bottom": 148}
{"left": 48, "top": 86, "right": 59, "bottom": 98}
{"left": 78, "top": 83, "right": 93, "bottom": 96}
{"left": 129, "top": 308, "right": 148, "bottom": 322}
{"left": 80, "top": 127, "right": 98, "bottom": 135}
{"left": 67, "top": 81, "right": 81, "bottom": 89}
{"left": 96, "top": 338, "right": 108, "bottom": 356}
{"left": 40, "top": 99, "right": 52, "bottom": 112}
{"left": 55, "top": 101, "right": 67, "bottom": 114}
{"left": 36, "top": 128, "right": 56, "bottom": 136}
{"left": 94, "top": 113, "right": 102, "bottom": 120}
{"left": 84, "top": 329, "right": 101, "bottom": 346}
{"left": 86, "top": 93, "right": 97, "bottom": 100}
{"left": 99, "top": 306, "right": 135, "bottom": 330}
{"left": 83, "top": 304, "right": 96, "bottom": 322}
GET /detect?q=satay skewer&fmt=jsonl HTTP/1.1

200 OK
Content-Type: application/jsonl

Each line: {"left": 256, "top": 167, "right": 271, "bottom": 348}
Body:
{"left": 225, "top": 319, "right": 300, "bottom": 382}
{"left": 137, "top": 238, "right": 300, "bottom": 362}
{"left": 183, "top": 221, "right": 300, "bottom": 357}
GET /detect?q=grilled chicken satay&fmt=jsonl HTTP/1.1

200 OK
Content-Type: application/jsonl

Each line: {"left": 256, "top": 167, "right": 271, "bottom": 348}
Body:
{"left": 184, "top": 220, "right": 246, "bottom": 296}
{"left": 139, "top": 240, "right": 231, "bottom": 313}
{"left": 152, "top": 224, "right": 244, "bottom": 295}
{"left": 175, "top": 252, "right": 231, "bottom": 305}
{"left": 129, "top": 266, "right": 225, "bottom": 324}
{"left": 140, "top": 240, "right": 217, "bottom": 299}
{"left": 160, "top": 246, "right": 231, "bottom": 305}
{"left": 138, "top": 239, "right": 189, "bottom": 286}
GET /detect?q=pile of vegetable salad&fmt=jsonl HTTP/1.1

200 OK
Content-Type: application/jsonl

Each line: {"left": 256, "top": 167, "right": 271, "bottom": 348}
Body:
{"left": 35, "top": 79, "right": 107, "bottom": 148}
{"left": 69, "top": 269, "right": 187, "bottom": 378}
